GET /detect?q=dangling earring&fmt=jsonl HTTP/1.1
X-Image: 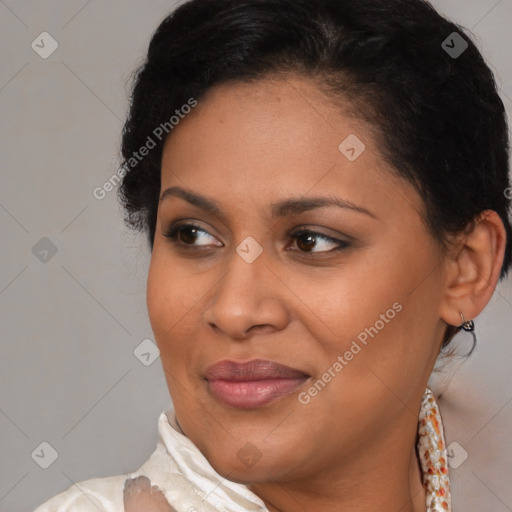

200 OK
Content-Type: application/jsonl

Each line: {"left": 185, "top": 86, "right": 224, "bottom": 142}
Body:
{"left": 457, "top": 310, "right": 474, "bottom": 332}
{"left": 457, "top": 310, "right": 477, "bottom": 355}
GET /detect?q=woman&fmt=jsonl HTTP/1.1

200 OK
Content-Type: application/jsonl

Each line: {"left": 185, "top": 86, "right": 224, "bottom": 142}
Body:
{"left": 34, "top": 0, "right": 511, "bottom": 510}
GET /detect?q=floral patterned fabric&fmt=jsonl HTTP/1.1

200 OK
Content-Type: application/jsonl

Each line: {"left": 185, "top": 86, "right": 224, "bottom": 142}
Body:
{"left": 418, "top": 388, "right": 452, "bottom": 511}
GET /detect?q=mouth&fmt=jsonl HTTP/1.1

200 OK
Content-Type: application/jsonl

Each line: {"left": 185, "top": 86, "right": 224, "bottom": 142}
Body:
{"left": 204, "top": 359, "right": 310, "bottom": 409}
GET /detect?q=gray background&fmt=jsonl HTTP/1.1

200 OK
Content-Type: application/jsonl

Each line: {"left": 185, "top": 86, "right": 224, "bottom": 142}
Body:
{"left": 0, "top": 1, "right": 511, "bottom": 511}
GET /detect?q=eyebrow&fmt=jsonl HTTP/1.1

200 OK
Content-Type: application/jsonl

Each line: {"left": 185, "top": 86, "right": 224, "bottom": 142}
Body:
{"left": 159, "top": 186, "right": 377, "bottom": 219}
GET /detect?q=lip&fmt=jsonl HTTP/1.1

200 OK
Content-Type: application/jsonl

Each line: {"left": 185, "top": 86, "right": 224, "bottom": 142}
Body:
{"left": 205, "top": 359, "right": 310, "bottom": 409}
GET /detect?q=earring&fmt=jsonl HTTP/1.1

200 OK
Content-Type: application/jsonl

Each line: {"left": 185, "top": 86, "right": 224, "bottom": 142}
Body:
{"left": 457, "top": 310, "right": 475, "bottom": 332}
{"left": 457, "top": 310, "right": 477, "bottom": 356}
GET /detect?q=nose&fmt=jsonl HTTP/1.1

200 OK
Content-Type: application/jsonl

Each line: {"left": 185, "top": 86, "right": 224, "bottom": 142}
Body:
{"left": 203, "top": 243, "right": 289, "bottom": 340}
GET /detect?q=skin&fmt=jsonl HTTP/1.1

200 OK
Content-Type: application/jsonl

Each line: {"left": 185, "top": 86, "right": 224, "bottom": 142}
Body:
{"left": 145, "top": 75, "right": 506, "bottom": 512}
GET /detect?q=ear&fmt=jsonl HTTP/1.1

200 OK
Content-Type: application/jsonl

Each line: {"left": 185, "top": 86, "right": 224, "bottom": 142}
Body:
{"left": 439, "top": 210, "right": 507, "bottom": 327}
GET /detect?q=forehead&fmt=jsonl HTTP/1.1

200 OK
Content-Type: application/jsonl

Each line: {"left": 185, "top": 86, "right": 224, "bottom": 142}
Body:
{"left": 160, "top": 75, "right": 420, "bottom": 220}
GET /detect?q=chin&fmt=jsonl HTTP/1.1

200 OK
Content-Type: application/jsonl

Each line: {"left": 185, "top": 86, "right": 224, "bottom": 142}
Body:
{"left": 204, "top": 437, "right": 309, "bottom": 483}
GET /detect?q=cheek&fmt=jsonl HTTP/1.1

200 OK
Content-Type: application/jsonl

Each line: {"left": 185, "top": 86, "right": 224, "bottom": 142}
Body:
{"left": 298, "top": 240, "right": 440, "bottom": 372}
{"left": 146, "top": 252, "right": 210, "bottom": 370}
{"left": 146, "top": 251, "right": 194, "bottom": 333}
{"left": 146, "top": 257, "right": 195, "bottom": 400}
{"left": 146, "top": 254, "right": 191, "bottom": 356}
{"left": 283, "top": 258, "right": 403, "bottom": 348}
{"left": 146, "top": 257, "right": 170, "bottom": 334}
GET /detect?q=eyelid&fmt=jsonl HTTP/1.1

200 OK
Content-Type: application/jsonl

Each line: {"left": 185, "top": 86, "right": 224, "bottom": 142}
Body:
{"left": 289, "top": 225, "right": 352, "bottom": 243}
{"left": 164, "top": 221, "right": 222, "bottom": 246}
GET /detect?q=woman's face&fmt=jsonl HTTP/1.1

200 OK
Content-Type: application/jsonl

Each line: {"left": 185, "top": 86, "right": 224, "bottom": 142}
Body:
{"left": 147, "top": 76, "right": 448, "bottom": 485}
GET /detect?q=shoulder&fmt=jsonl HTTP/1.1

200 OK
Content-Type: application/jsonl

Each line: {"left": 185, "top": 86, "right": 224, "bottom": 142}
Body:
{"left": 33, "top": 474, "right": 128, "bottom": 512}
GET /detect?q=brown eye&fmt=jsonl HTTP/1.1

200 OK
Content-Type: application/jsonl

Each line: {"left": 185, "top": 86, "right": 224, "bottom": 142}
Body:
{"left": 163, "top": 223, "right": 221, "bottom": 247}
{"left": 295, "top": 233, "right": 317, "bottom": 252}
{"left": 290, "top": 229, "right": 350, "bottom": 253}
{"left": 177, "top": 226, "right": 200, "bottom": 244}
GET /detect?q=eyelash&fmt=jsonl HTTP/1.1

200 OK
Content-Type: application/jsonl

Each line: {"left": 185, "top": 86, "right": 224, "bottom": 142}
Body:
{"left": 163, "top": 222, "right": 350, "bottom": 254}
